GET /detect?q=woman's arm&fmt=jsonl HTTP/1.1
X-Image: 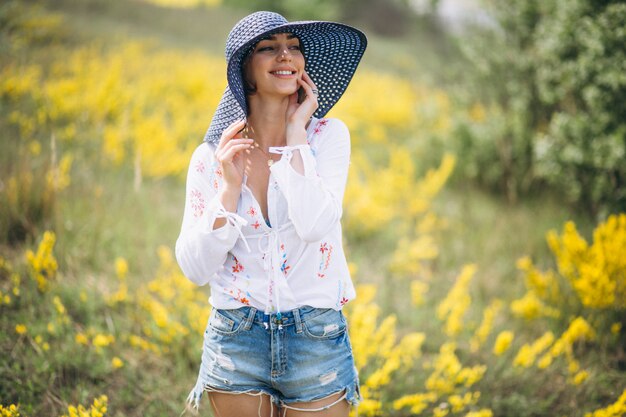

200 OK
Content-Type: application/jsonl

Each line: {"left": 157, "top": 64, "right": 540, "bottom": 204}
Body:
{"left": 270, "top": 118, "right": 350, "bottom": 242}
{"left": 175, "top": 144, "right": 248, "bottom": 286}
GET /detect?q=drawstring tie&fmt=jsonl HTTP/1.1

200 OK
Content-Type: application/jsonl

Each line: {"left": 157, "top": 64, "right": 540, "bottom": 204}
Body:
{"left": 258, "top": 229, "right": 285, "bottom": 330}
{"left": 214, "top": 206, "right": 251, "bottom": 253}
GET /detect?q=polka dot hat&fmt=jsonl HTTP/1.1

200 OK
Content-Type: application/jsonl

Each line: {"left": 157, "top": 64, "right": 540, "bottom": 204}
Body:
{"left": 204, "top": 11, "right": 368, "bottom": 144}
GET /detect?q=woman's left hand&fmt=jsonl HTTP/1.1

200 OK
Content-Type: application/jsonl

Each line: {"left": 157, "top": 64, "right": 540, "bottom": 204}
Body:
{"left": 285, "top": 71, "right": 319, "bottom": 144}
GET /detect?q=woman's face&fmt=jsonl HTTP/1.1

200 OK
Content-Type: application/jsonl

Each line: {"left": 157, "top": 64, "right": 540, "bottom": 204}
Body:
{"left": 245, "top": 33, "right": 305, "bottom": 98}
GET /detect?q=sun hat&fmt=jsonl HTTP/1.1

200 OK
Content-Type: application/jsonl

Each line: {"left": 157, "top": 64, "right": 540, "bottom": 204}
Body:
{"left": 204, "top": 11, "right": 368, "bottom": 144}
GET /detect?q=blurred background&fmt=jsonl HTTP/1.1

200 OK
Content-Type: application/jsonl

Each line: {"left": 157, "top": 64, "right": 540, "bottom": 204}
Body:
{"left": 1, "top": 0, "right": 625, "bottom": 416}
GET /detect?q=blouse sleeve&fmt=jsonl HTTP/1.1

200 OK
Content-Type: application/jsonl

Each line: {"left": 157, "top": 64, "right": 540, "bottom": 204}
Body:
{"left": 269, "top": 118, "right": 350, "bottom": 242}
{"left": 175, "top": 144, "right": 248, "bottom": 286}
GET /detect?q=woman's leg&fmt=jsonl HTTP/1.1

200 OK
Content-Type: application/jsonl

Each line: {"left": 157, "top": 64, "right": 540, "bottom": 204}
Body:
{"left": 208, "top": 392, "right": 279, "bottom": 417}
{"left": 282, "top": 391, "right": 350, "bottom": 417}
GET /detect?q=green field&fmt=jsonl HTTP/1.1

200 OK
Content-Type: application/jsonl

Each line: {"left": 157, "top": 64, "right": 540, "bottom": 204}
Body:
{"left": 1, "top": 1, "right": 624, "bottom": 417}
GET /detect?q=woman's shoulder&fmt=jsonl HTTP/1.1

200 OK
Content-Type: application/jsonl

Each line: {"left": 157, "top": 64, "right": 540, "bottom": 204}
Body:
{"left": 309, "top": 117, "right": 350, "bottom": 144}
{"left": 190, "top": 141, "right": 218, "bottom": 163}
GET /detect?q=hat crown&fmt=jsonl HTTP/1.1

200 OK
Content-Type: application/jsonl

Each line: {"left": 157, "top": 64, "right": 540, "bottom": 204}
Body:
{"left": 225, "top": 11, "right": 288, "bottom": 61}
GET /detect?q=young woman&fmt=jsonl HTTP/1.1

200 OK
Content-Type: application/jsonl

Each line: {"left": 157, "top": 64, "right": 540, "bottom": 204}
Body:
{"left": 175, "top": 11, "right": 367, "bottom": 417}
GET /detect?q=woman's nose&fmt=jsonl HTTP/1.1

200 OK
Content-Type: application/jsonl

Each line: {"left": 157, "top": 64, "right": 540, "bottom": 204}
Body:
{"left": 278, "top": 48, "right": 291, "bottom": 60}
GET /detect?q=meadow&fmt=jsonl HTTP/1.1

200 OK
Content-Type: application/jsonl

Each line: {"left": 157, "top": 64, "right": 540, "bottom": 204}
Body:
{"left": 1, "top": 1, "right": 625, "bottom": 416}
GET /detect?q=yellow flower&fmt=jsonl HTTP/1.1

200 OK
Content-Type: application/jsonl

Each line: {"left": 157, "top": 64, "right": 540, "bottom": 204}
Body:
{"left": 572, "top": 370, "right": 588, "bottom": 385}
{"left": 393, "top": 392, "right": 437, "bottom": 414}
{"left": 537, "top": 354, "right": 552, "bottom": 369}
{"left": 111, "top": 357, "right": 124, "bottom": 369}
{"left": 0, "top": 404, "right": 20, "bottom": 417}
{"left": 548, "top": 214, "right": 626, "bottom": 309}
{"left": 437, "top": 264, "right": 477, "bottom": 337}
{"left": 410, "top": 281, "right": 429, "bottom": 306}
{"left": 75, "top": 333, "right": 89, "bottom": 345}
{"left": 510, "top": 291, "right": 560, "bottom": 320}
{"left": 25, "top": 231, "right": 58, "bottom": 292}
{"left": 15, "top": 324, "right": 27, "bottom": 335}
{"left": 493, "top": 331, "right": 514, "bottom": 356}
{"left": 92, "top": 334, "right": 115, "bottom": 348}
{"left": 585, "top": 388, "right": 626, "bottom": 417}
{"left": 513, "top": 332, "right": 554, "bottom": 368}
{"left": 114, "top": 257, "right": 128, "bottom": 280}
{"left": 53, "top": 296, "right": 66, "bottom": 315}
{"left": 465, "top": 410, "right": 493, "bottom": 417}
{"left": 470, "top": 300, "right": 502, "bottom": 352}
{"left": 61, "top": 395, "right": 108, "bottom": 417}
{"left": 611, "top": 322, "right": 622, "bottom": 335}
{"left": 28, "top": 140, "right": 41, "bottom": 156}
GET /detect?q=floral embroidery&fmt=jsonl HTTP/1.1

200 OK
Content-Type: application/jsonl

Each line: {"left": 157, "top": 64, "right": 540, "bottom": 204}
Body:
{"left": 252, "top": 220, "right": 261, "bottom": 230}
{"left": 190, "top": 189, "right": 205, "bottom": 218}
{"left": 317, "top": 242, "right": 333, "bottom": 278}
{"left": 280, "top": 243, "right": 290, "bottom": 276}
{"left": 247, "top": 206, "right": 257, "bottom": 217}
{"left": 340, "top": 297, "right": 349, "bottom": 306}
{"left": 313, "top": 118, "right": 328, "bottom": 136}
{"left": 208, "top": 161, "right": 221, "bottom": 191}
{"left": 226, "top": 287, "right": 250, "bottom": 305}
{"left": 231, "top": 255, "right": 244, "bottom": 273}
{"left": 195, "top": 160, "right": 205, "bottom": 173}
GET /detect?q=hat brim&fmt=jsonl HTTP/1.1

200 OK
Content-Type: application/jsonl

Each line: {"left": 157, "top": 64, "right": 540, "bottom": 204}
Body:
{"left": 204, "top": 21, "right": 367, "bottom": 144}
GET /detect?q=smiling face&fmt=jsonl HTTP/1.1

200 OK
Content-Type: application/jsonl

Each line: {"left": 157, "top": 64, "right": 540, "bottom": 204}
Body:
{"left": 244, "top": 33, "right": 305, "bottom": 98}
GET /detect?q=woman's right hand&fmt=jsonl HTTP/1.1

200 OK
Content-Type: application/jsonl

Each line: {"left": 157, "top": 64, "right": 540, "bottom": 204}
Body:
{"left": 215, "top": 119, "right": 253, "bottom": 192}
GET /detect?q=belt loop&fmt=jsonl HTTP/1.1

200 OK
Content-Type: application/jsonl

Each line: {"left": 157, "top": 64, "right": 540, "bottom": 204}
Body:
{"left": 294, "top": 307, "right": 303, "bottom": 334}
{"left": 243, "top": 307, "right": 256, "bottom": 331}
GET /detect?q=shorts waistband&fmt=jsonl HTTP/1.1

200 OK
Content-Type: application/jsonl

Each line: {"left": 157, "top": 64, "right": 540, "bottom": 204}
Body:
{"left": 215, "top": 305, "right": 339, "bottom": 331}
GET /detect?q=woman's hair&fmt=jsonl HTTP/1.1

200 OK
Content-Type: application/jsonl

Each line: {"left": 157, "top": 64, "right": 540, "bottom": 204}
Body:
{"left": 241, "top": 48, "right": 257, "bottom": 96}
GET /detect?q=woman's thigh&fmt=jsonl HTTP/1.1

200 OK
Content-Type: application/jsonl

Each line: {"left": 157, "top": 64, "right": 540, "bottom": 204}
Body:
{"left": 282, "top": 391, "right": 350, "bottom": 417}
{"left": 208, "top": 392, "right": 278, "bottom": 417}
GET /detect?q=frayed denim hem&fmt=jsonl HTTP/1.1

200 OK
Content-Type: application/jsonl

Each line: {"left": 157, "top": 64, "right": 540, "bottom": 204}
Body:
{"left": 185, "top": 378, "right": 279, "bottom": 412}
{"left": 279, "top": 377, "right": 361, "bottom": 413}
{"left": 183, "top": 377, "right": 361, "bottom": 415}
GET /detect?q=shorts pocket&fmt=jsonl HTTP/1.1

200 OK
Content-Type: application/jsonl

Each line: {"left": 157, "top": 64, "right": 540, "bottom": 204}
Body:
{"left": 207, "top": 308, "right": 248, "bottom": 336}
{"left": 302, "top": 308, "right": 347, "bottom": 340}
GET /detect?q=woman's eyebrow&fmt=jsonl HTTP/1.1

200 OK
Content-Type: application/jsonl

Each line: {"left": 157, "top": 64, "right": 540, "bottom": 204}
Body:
{"left": 264, "top": 34, "right": 297, "bottom": 40}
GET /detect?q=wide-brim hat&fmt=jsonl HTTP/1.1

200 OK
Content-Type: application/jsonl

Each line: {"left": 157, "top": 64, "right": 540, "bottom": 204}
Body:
{"left": 204, "top": 11, "right": 368, "bottom": 144}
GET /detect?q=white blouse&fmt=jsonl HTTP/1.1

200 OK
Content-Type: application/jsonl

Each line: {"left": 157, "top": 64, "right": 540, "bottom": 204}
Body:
{"left": 175, "top": 117, "right": 356, "bottom": 317}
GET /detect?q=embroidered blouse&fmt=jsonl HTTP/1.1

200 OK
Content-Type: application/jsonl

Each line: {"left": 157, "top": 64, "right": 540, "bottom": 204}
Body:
{"left": 175, "top": 117, "right": 356, "bottom": 314}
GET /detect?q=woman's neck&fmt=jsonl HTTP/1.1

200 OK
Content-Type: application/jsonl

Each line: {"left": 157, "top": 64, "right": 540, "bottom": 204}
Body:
{"left": 246, "top": 95, "right": 290, "bottom": 149}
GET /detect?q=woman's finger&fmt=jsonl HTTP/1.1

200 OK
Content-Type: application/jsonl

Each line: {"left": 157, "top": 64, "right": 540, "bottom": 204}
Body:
{"left": 223, "top": 138, "right": 254, "bottom": 148}
{"left": 302, "top": 71, "right": 318, "bottom": 91}
{"left": 218, "top": 143, "right": 253, "bottom": 163}
{"left": 216, "top": 139, "right": 253, "bottom": 160}
{"left": 217, "top": 119, "right": 246, "bottom": 151}
{"left": 298, "top": 78, "right": 319, "bottom": 109}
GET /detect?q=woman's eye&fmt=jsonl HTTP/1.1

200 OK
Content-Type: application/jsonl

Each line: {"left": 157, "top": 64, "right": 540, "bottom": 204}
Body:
{"left": 289, "top": 45, "right": 301, "bottom": 51}
{"left": 258, "top": 46, "right": 273, "bottom": 52}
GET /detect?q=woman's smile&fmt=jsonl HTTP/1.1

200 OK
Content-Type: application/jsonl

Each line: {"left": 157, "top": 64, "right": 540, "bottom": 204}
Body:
{"left": 270, "top": 67, "right": 298, "bottom": 78}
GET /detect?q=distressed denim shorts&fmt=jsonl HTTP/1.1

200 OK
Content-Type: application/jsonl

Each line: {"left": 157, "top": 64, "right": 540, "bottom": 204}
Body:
{"left": 187, "top": 305, "right": 361, "bottom": 412}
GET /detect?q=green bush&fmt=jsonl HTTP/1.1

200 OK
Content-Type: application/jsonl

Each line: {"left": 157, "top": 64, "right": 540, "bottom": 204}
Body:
{"left": 452, "top": 0, "right": 626, "bottom": 216}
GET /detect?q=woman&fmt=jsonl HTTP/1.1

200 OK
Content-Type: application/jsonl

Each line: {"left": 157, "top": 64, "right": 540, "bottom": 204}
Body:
{"left": 175, "top": 11, "right": 367, "bottom": 417}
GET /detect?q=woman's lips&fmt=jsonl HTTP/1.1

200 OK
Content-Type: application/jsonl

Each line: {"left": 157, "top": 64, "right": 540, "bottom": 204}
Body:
{"left": 270, "top": 70, "right": 297, "bottom": 78}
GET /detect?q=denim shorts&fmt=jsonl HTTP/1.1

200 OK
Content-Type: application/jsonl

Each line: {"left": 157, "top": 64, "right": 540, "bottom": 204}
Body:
{"left": 187, "top": 305, "right": 361, "bottom": 411}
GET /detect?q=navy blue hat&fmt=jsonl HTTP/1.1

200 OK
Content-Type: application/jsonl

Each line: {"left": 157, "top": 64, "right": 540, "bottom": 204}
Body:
{"left": 204, "top": 11, "right": 368, "bottom": 144}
